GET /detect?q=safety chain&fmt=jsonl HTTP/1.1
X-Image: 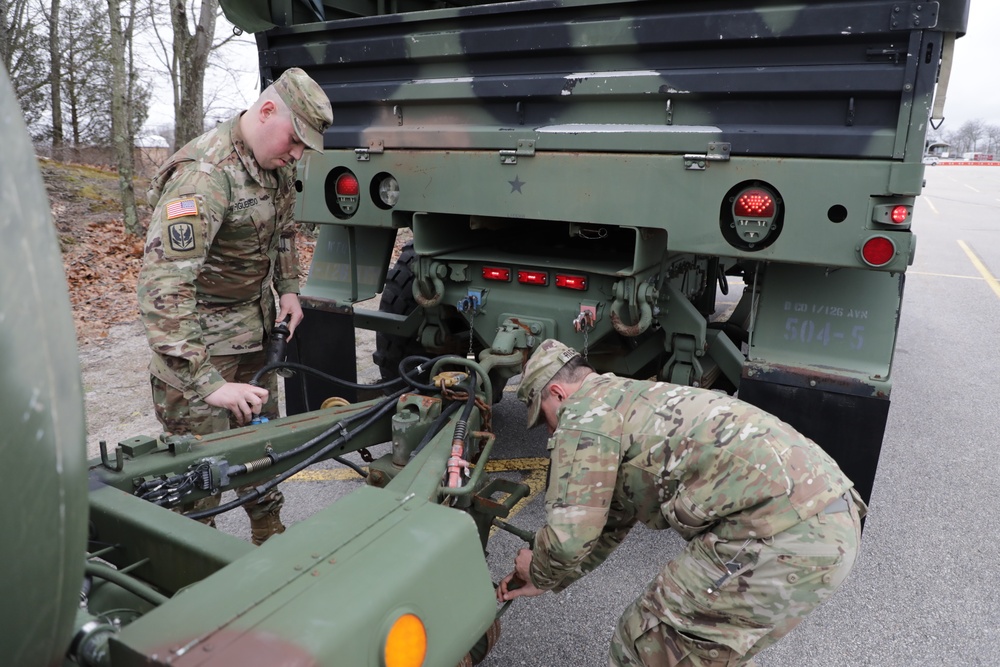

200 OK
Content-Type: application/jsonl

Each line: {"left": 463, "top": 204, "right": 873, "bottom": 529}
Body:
{"left": 466, "top": 308, "right": 476, "bottom": 360}
{"left": 440, "top": 386, "right": 493, "bottom": 434}
{"left": 572, "top": 308, "right": 596, "bottom": 359}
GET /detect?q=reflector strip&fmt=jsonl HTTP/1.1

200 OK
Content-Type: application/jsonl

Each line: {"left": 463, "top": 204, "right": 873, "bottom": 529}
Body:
{"left": 555, "top": 274, "right": 587, "bottom": 290}
{"left": 482, "top": 266, "right": 511, "bottom": 281}
{"left": 518, "top": 270, "right": 548, "bottom": 285}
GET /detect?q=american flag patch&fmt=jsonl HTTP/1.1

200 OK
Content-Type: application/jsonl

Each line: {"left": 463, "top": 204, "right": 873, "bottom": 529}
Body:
{"left": 166, "top": 198, "right": 198, "bottom": 219}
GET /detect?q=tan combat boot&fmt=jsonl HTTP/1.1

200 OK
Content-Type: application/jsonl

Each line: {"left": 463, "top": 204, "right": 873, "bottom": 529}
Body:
{"left": 250, "top": 511, "right": 286, "bottom": 546}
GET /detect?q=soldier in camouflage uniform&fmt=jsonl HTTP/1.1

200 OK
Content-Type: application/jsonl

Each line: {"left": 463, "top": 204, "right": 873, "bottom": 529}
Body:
{"left": 498, "top": 339, "right": 866, "bottom": 666}
{"left": 138, "top": 68, "right": 333, "bottom": 545}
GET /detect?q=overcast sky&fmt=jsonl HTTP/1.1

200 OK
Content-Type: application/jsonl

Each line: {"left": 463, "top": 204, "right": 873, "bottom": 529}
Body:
{"left": 941, "top": 0, "right": 998, "bottom": 130}
{"left": 145, "top": 1, "right": 998, "bottom": 136}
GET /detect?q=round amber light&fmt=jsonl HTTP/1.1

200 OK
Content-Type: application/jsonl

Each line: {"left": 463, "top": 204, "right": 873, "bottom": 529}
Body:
{"left": 384, "top": 613, "right": 427, "bottom": 667}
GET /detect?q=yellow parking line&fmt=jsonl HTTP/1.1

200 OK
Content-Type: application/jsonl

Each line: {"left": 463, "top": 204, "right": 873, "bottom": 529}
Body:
{"left": 290, "top": 468, "right": 365, "bottom": 482}
{"left": 958, "top": 240, "right": 1000, "bottom": 300}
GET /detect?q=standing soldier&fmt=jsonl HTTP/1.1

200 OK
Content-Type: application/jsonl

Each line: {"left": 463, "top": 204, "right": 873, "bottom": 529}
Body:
{"left": 499, "top": 339, "right": 866, "bottom": 666}
{"left": 137, "top": 68, "right": 332, "bottom": 545}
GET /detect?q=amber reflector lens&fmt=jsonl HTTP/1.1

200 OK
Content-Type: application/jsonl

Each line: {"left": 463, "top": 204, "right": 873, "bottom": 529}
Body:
{"left": 384, "top": 613, "right": 427, "bottom": 667}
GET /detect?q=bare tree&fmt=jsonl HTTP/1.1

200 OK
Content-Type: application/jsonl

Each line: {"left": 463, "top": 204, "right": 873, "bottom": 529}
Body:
{"left": 42, "top": 0, "right": 63, "bottom": 149}
{"left": 955, "top": 119, "right": 985, "bottom": 154}
{"left": 2, "top": 0, "right": 49, "bottom": 137}
{"left": 984, "top": 124, "right": 1000, "bottom": 157}
{"left": 107, "top": 0, "right": 141, "bottom": 236}
{"left": 63, "top": 3, "right": 111, "bottom": 148}
{"left": 148, "top": 0, "right": 245, "bottom": 150}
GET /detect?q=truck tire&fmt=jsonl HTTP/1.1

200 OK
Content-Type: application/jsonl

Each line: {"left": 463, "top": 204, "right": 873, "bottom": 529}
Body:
{"left": 372, "top": 242, "right": 508, "bottom": 402}
{"left": 373, "top": 242, "right": 426, "bottom": 383}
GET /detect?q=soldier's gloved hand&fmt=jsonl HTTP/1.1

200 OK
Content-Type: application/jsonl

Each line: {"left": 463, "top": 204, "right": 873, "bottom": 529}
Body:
{"left": 205, "top": 382, "right": 270, "bottom": 425}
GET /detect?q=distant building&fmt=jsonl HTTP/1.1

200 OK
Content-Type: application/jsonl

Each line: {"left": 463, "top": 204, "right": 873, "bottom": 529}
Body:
{"left": 135, "top": 134, "right": 170, "bottom": 176}
{"left": 924, "top": 140, "right": 951, "bottom": 159}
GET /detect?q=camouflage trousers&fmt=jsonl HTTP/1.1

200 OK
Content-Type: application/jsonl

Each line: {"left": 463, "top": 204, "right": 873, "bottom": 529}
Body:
{"left": 151, "top": 350, "right": 286, "bottom": 545}
{"left": 609, "top": 496, "right": 862, "bottom": 666}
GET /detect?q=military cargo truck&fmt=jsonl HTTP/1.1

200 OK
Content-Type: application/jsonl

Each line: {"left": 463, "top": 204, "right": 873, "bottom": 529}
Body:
{"left": 220, "top": 0, "right": 969, "bottom": 503}
{"left": 1, "top": 1, "right": 970, "bottom": 665}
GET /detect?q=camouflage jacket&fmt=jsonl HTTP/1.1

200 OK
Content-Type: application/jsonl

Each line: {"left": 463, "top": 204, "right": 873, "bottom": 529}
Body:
{"left": 529, "top": 374, "right": 853, "bottom": 591}
{"left": 137, "top": 114, "right": 300, "bottom": 399}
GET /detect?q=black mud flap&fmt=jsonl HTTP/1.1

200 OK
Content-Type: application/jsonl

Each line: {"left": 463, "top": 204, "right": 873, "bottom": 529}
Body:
{"left": 284, "top": 306, "right": 358, "bottom": 413}
{"left": 739, "top": 377, "right": 888, "bottom": 508}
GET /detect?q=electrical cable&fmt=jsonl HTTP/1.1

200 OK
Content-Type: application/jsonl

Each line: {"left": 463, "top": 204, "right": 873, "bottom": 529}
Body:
{"left": 186, "top": 386, "right": 408, "bottom": 521}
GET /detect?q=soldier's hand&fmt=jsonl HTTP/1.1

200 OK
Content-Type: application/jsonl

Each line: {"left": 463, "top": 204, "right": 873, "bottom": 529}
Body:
{"left": 205, "top": 382, "right": 270, "bottom": 425}
{"left": 514, "top": 547, "right": 534, "bottom": 581}
{"left": 497, "top": 571, "right": 545, "bottom": 602}
{"left": 277, "top": 293, "right": 304, "bottom": 339}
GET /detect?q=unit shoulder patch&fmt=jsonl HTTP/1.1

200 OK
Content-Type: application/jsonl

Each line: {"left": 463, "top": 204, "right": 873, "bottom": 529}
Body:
{"left": 160, "top": 197, "right": 204, "bottom": 258}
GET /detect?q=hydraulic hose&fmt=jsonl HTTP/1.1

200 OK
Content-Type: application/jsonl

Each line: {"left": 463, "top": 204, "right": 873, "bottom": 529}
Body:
{"left": 446, "top": 369, "right": 479, "bottom": 488}
{"left": 187, "top": 387, "right": 407, "bottom": 521}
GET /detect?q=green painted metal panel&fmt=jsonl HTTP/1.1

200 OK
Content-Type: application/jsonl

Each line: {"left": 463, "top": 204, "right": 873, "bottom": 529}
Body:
{"left": 747, "top": 264, "right": 904, "bottom": 393}
{"left": 109, "top": 487, "right": 495, "bottom": 666}
{"left": 0, "top": 67, "right": 88, "bottom": 667}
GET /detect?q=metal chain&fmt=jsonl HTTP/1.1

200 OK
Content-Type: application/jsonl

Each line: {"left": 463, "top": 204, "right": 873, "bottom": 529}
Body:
{"left": 466, "top": 308, "right": 476, "bottom": 360}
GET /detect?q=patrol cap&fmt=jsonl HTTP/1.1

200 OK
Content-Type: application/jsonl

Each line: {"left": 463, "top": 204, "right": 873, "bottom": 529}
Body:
{"left": 517, "top": 339, "right": 581, "bottom": 429}
{"left": 271, "top": 68, "right": 333, "bottom": 153}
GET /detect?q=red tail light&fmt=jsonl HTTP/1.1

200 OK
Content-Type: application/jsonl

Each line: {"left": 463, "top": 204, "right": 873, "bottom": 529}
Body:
{"left": 733, "top": 189, "right": 776, "bottom": 218}
{"left": 890, "top": 206, "right": 909, "bottom": 224}
{"left": 861, "top": 236, "right": 896, "bottom": 267}
{"left": 555, "top": 274, "right": 587, "bottom": 290}
{"left": 518, "top": 270, "right": 548, "bottom": 286}
{"left": 336, "top": 174, "right": 360, "bottom": 196}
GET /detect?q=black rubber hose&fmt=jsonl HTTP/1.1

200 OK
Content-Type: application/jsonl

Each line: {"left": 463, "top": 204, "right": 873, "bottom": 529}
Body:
{"left": 249, "top": 360, "right": 406, "bottom": 391}
{"left": 187, "top": 387, "right": 407, "bottom": 521}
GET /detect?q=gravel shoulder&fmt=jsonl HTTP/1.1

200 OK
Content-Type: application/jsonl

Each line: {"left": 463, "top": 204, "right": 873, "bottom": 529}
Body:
{"left": 80, "top": 308, "right": 381, "bottom": 461}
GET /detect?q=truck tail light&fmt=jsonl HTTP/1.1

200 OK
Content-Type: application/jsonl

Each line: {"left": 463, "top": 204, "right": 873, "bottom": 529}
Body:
{"left": 732, "top": 186, "right": 778, "bottom": 244}
{"left": 721, "top": 182, "right": 783, "bottom": 251}
{"left": 861, "top": 236, "right": 896, "bottom": 267}
{"left": 326, "top": 169, "right": 360, "bottom": 218}
{"left": 482, "top": 266, "right": 511, "bottom": 281}
{"left": 336, "top": 173, "right": 359, "bottom": 196}
{"left": 871, "top": 203, "right": 912, "bottom": 227}
{"left": 555, "top": 274, "right": 587, "bottom": 290}
{"left": 518, "top": 270, "right": 548, "bottom": 286}
{"left": 733, "top": 189, "right": 776, "bottom": 218}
